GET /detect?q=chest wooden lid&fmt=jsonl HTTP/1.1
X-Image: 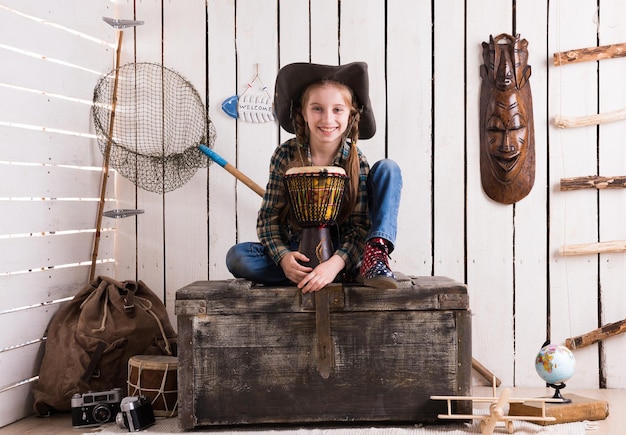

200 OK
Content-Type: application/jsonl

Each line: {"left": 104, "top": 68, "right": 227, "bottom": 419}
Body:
{"left": 175, "top": 274, "right": 468, "bottom": 316}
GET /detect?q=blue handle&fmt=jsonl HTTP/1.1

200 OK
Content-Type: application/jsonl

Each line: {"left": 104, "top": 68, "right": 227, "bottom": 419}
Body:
{"left": 198, "top": 144, "right": 227, "bottom": 167}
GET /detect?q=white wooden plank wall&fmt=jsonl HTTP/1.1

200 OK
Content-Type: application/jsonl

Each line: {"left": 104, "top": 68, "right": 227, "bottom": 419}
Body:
{"left": 515, "top": 0, "right": 550, "bottom": 389}
{"left": 0, "top": 0, "right": 115, "bottom": 426}
{"left": 1, "top": 0, "right": 626, "bottom": 427}
{"left": 549, "top": 0, "right": 600, "bottom": 390}
{"left": 597, "top": 1, "right": 626, "bottom": 389}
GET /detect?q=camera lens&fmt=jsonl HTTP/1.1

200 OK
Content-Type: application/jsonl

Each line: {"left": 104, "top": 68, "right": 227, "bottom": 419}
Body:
{"left": 92, "top": 404, "right": 112, "bottom": 423}
{"left": 115, "top": 412, "right": 128, "bottom": 429}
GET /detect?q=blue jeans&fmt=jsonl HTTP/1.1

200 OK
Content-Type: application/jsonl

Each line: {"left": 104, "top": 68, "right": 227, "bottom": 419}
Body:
{"left": 226, "top": 159, "right": 402, "bottom": 284}
{"left": 367, "top": 159, "right": 402, "bottom": 250}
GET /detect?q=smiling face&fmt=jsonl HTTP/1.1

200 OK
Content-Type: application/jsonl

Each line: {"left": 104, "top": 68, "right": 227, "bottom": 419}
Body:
{"left": 301, "top": 82, "right": 353, "bottom": 150}
{"left": 485, "top": 90, "right": 529, "bottom": 183}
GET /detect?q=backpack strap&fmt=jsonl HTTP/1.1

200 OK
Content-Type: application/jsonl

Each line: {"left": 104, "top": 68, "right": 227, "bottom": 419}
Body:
{"left": 81, "top": 340, "right": 107, "bottom": 382}
{"left": 122, "top": 281, "right": 137, "bottom": 312}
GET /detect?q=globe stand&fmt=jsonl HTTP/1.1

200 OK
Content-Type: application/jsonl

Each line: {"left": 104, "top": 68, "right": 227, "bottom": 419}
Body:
{"left": 547, "top": 382, "right": 572, "bottom": 404}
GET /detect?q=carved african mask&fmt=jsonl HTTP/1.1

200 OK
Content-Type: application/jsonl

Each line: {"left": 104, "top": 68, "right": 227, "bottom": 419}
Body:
{"left": 480, "top": 34, "right": 535, "bottom": 204}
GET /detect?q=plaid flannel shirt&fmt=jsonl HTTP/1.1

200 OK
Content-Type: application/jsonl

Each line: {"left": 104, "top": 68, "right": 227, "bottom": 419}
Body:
{"left": 257, "top": 138, "right": 370, "bottom": 270}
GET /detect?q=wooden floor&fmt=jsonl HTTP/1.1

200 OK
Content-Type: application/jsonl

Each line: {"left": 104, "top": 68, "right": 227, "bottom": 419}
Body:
{"left": 0, "top": 387, "right": 623, "bottom": 434}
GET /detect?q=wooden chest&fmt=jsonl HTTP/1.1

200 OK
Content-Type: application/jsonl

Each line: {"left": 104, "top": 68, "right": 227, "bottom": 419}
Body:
{"left": 175, "top": 275, "right": 471, "bottom": 429}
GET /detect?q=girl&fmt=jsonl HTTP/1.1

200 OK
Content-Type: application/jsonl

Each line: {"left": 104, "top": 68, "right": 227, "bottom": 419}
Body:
{"left": 226, "top": 62, "right": 402, "bottom": 292}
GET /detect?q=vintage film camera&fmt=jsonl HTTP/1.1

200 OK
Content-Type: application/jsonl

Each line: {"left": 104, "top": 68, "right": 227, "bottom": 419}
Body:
{"left": 71, "top": 388, "right": 122, "bottom": 428}
{"left": 115, "top": 395, "right": 156, "bottom": 432}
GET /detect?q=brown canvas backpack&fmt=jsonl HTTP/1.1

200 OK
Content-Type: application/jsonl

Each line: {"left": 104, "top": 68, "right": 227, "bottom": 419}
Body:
{"left": 33, "top": 276, "right": 177, "bottom": 416}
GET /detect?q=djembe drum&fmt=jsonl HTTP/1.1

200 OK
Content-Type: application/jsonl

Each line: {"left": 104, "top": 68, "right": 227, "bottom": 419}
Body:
{"left": 284, "top": 166, "right": 347, "bottom": 379}
{"left": 284, "top": 166, "right": 347, "bottom": 266}
{"left": 128, "top": 355, "right": 178, "bottom": 417}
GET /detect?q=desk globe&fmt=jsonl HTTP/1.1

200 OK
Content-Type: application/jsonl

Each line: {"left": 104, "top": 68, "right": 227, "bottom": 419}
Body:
{"left": 535, "top": 343, "right": 576, "bottom": 402}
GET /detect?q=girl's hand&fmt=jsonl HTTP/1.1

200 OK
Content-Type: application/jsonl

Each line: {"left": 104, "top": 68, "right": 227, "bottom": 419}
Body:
{"left": 280, "top": 251, "right": 313, "bottom": 284}
{"left": 298, "top": 255, "right": 345, "bottom": 293}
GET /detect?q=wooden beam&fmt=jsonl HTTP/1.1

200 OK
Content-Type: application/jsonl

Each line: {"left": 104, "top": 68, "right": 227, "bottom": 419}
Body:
{"left": 560, "top": 240, "right": 626, "bottom": 256}
{"left": 554, "top": 108, "right": 626, "bottom": 128}
{"left": 554, "top": 42, "right": 626, "bottom": 66}
{"left": 560, "top": 175, "right": 626, "bottom": 191}
{"left": 472, "top": 357, "right": 502, "bottom": 387}
{"left": 565, "top": 319, "right": 626, "bottom": 350}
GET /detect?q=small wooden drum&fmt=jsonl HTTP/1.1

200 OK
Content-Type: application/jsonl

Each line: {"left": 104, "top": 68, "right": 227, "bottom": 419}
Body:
{"left": 128, "top": 355, "right": 178, "bottom": 417}
{"left": 284, "top": 166, "right": 347, "bottom": 227}
{"left": 284, "top": 166, "right": 347, "bottom": 266}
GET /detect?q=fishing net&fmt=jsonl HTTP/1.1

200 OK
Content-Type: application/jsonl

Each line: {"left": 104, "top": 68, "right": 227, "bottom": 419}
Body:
{"left": 92, "top": 62, "right": 216, "bottom": 193}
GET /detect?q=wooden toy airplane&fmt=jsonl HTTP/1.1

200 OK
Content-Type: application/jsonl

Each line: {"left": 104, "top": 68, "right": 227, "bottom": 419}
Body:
{"left": 430, "top": 378, "right": 562, "bottom": 434}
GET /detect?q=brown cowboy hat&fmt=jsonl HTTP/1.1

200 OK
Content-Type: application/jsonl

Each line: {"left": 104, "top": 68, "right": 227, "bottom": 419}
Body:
{"left": 274, "top": 62, "right": 376, "bottom": 140}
